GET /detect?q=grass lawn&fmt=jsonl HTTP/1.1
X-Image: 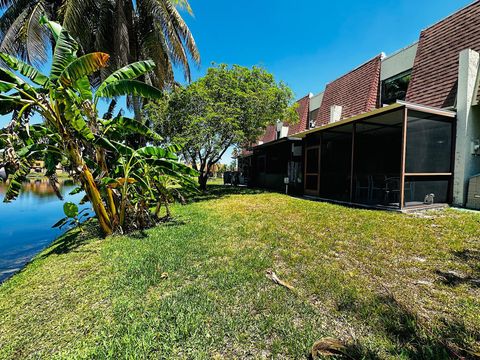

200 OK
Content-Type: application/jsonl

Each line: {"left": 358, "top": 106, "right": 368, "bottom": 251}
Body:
{"left": 0, "top": 186, "right": 479, "bottom": 359}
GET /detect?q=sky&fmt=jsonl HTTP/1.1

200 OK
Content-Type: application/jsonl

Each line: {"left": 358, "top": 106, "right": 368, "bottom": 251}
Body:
{"left": 0, "top": 0, "right": 474, "bottom": 163}
{"left": 181, "top": 0, "right": 473, "bottom": 96}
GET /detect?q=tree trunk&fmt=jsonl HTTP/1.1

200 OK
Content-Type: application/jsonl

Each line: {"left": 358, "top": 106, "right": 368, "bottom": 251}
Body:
{"left": 68, "top": 144, "right": 112, "bottom": 236}
{"left": 198, "top": 173, "right": 208, "bottom": 191}
{"left": 79, "top": 166, "right": 113, "bottom": 236}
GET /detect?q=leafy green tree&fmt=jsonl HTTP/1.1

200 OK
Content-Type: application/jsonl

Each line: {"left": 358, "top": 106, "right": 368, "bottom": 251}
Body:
{"left": 0, "top": 0, "right": 199, "bottom": 122}
{"left": 145, "top": 64, "right": 298, "bottom": 190}
{"left": 0, "top": 18, "right": 197, "bottom": 235}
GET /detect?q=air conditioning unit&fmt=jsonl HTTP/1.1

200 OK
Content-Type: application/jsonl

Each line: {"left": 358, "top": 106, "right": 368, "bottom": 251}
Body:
{"left": 466, "top": 174, "right": 480, "bottom": 210}
{"left": 330, "top": 105, "right": 343, "bottom": 123}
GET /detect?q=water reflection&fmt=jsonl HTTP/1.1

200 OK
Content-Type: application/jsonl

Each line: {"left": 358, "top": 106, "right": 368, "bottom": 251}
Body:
{"left": 0, "top": 178, "right": 88, "bottom": 283}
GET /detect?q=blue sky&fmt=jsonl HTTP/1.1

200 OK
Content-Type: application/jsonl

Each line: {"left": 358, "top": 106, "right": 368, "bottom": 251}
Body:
{"left": 0, "top": 0, "right": 474, "bottom": 163}
{"left": 182, "top": 0, "right": 472, "bottom": 97}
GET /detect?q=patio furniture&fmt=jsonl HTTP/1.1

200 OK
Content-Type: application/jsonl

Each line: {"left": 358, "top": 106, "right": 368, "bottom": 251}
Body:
{"left": 371, "top": 175, "right": 387, "bottom": 202}
{"left": 355, "top": 175, "right": 371, "bottom": 202}
{"left": 384, "top": 177, "right": 400, "bottom": 204}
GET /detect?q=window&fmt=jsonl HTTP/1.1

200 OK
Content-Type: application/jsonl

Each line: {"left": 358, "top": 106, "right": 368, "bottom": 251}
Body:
{"left": 309, "top": 109, "right": 319, "bottom": 128}
{"left": 381, "top": 71, "right": 411, "bottom": 105}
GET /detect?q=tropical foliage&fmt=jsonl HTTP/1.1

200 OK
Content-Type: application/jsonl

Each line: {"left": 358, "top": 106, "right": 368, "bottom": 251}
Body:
{"left": 145, "top": 64, "right": 298, "bottom": 190}
{"left": 0, "top": 18, "right": 197, "bottom": 236}
{"left": 0, "top": 0, "right": 199, "bottom": 123}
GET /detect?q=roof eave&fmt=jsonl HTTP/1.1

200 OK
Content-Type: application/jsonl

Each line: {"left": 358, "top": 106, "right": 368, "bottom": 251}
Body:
{"left": 294, "top": 101, "right": 456, "bottom": 139}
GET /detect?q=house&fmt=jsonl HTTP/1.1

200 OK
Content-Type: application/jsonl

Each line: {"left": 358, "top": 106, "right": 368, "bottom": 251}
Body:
{"left": 240, "top": 1, "right": 480, "bottom": 210}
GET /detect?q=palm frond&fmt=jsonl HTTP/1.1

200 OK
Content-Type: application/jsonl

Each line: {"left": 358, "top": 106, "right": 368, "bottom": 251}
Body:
{"left": 59, "top": 0, "right": 95, "bottom": 46}
{"left": 23, "top": 1, "right": 50, "bottom": 66}
{"left": 0, "top": 5, "right": 31, "bottom": 59}
{"left": 139, "top": 0, "right": 199, "bottom": 85}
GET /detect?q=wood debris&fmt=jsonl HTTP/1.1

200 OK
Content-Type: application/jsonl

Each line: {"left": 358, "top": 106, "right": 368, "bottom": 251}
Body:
{"left": 266, "top": 269, "right": 294, "bottom": 290}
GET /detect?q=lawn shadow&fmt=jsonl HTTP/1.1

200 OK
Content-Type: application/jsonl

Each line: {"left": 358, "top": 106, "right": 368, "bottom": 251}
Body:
{"left": 434, "top": 248, "right": 480, "bottom": 288}
{"left": 338, "top": 292, "right": 476, "bottom": 359}
{"left": 435, "top": 270, "right": 480, "bottom": 288}
{"left": 39, "top": 221, "right": 101, "bottom": 258}
{"left": 187, "top": 184, "right": 266, "bottom": 204}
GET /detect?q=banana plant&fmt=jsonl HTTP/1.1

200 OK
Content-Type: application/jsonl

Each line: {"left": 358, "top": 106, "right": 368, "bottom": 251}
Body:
{"left": 0, "top": 17, "right": 197, "bottom": 235}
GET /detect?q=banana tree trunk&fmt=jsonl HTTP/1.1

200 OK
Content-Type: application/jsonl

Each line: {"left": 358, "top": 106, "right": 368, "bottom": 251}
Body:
{"left": 79, "top": 165, "right": 113, "bottom": 236}
{"left": 68, "top": 144, "right": 113, "bottom": 236}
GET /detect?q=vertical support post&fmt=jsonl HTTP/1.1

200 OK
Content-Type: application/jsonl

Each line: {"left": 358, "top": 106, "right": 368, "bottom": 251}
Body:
{"left": 349, "top": 123, "right": 356, "bottom": 203}
{"left": 453, "top": 49, "right": 480, "bottom": 206}
{"left": 399, "top": 107, "right": 408, "bottom": 210}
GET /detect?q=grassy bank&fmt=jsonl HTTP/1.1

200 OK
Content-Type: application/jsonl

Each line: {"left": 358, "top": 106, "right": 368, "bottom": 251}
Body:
{"left": 0, "top": 186, "right": 479, "bottom": 359}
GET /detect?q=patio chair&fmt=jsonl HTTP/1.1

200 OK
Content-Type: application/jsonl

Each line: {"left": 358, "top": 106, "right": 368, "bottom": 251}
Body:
{"left": 371, "top": 175, "right": 387, "bottom": 202}
{"left": 384, "top": 177, "right": 400, "bottom": 205}
{"left": 355, "top": 175, "right": 371, "bottom": 202}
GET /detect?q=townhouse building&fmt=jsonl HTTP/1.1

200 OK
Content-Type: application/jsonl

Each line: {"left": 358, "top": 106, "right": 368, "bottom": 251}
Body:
{"left": 240, "top": 1, "right": 480, "bottom": 210}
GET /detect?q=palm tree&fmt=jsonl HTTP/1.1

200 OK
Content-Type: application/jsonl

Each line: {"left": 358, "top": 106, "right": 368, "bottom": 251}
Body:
{"left": 0, "top": 0, "right": 199, "bottom": 119}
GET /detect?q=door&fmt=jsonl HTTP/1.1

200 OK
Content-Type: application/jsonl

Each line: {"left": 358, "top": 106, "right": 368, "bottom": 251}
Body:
{"left": 304, "top": 146, "right": 320, "bottom": 195}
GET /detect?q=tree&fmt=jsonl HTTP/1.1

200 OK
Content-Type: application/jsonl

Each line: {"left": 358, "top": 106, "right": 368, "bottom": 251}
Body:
{"left": 0, "top": 0, "right": 199, "bottom": 122}
{"left": 145, "top": 64, "right": 298, "bottom": 190}
{"left": 0, "top": 18, "right": 197, "bottom": 236}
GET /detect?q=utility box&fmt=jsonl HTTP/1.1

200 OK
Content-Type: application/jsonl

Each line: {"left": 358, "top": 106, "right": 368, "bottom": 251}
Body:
{"left": 466, "top": 174, "right": 480, "bottom": 210}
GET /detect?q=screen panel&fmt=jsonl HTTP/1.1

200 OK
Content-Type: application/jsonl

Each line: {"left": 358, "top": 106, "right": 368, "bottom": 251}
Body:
{"left": 405, "top": 111, "right": 453, "bottom": 174}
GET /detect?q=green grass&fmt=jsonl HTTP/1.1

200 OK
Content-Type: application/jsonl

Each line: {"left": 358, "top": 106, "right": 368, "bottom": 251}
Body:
{"left": 0, "top": 186, "right": 479, "bottom": 359}
{"left": 207, "top": 176, "right": 224, "bottom": 185}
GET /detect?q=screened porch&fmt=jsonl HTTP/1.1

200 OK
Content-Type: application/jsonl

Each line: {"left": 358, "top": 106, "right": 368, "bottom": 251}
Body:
{"left": 300, "top": 102, "right": 456, "bottom": 210}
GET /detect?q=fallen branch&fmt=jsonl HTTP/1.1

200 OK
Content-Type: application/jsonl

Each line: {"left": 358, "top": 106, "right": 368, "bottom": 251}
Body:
{"left": 266, "top": 269, "right": 294, "bottom": 290}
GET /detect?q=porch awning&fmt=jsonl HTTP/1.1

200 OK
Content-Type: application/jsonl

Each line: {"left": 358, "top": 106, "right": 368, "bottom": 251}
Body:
{"left": 293, "top": 101, "right": 455, "bottom": 138}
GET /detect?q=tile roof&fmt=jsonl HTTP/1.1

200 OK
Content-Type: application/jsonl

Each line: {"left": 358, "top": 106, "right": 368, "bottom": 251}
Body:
{"left": 286, "top": 94, "right": 310, "bottom": 136}
{"left": 406, "top": 1, "right": 480, "bottom": 108}
{"left": 258, "top": 124, "right": 277, "bottom": 144}
{"left": 316, "top": 55, "right": 382, "bottom": 126}
{"left": 257, "top": 94, "right": 311, "bottom": 144}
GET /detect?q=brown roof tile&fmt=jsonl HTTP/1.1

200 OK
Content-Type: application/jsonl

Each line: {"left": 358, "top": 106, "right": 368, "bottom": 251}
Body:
{"left": 257, "top": 95, "right": 311, "bottom": 144}
{"left": 287, "top": 95, "right": 310, "bottom": 136}
{"left": 316, "top": 55, "right": 382, "bottom": 125}
{"left": 258, "top": 124, "right": 277, "bottom": 144}
{"left": 406, "top": 1, "right": 480, "bottom": 107}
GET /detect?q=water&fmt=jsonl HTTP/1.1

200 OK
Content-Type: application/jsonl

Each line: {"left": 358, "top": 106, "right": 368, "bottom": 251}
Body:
{"left": 0, "top": 179, "right": 88, "bottom": 283}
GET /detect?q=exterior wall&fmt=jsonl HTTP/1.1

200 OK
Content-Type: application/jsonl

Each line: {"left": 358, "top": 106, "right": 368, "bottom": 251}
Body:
{"left": 453, "top": 49, "right": 480, "bottom": 206}
{"left": 380, "top": 43, "right": 418, "bottom": 81}
{"left": 309, "top": 92, "right": 324, "bottom": 111}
